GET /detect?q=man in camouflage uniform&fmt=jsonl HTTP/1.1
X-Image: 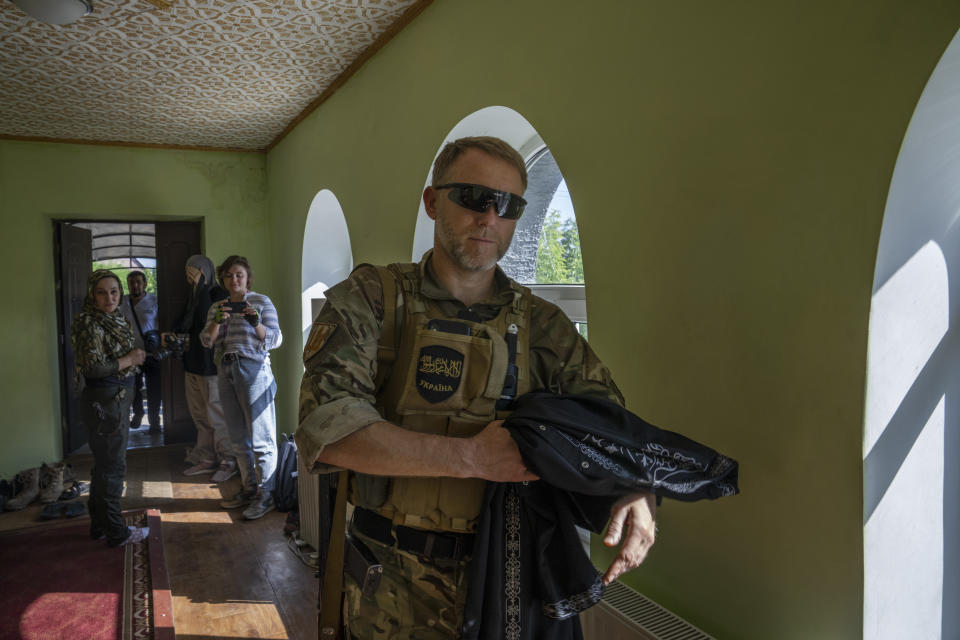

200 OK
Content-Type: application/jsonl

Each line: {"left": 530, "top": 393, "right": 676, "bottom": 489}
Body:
{"left": 297, "top": 136, "right": 656, "bottom": 639}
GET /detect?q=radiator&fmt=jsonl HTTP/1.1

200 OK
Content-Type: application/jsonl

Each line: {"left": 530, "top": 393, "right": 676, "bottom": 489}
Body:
{"left": 297, "top": 452, "right": 321, "bottom": 551}
{"left": 580, "top": 581, "right": 715, "bottom": 640}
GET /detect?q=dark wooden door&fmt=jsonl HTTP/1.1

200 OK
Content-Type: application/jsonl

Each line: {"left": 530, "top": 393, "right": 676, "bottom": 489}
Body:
{"left": 55, "top": 223, "right": 92, "bottom": 453}
{"left": 156, "top": 222, "right": 202, "bottom": 444}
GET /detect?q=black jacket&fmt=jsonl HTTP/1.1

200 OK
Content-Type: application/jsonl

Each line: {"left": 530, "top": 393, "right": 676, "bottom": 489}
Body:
{"left": 461, "top": 392, "right": 739, "bottom": 640}
{"left": 174, "top": 280, "right": 228, "bottom": 376}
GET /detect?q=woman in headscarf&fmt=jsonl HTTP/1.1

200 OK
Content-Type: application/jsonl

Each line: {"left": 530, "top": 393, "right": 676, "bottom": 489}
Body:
{"left": 201, "top": 255, "right": 283, "bottom": 520}
{"left": 70, "top": 269, "right": 149, "bottom": 547}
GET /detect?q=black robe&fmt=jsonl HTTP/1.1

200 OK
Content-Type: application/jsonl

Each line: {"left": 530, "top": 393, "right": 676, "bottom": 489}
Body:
{"left": 461, "top": 392, "right": 739, "bottom": 640}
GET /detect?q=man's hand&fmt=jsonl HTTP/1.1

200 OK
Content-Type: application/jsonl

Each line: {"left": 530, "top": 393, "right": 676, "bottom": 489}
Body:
{"left": 464, "top": 419, "right": 539, "bottom": 483}
{"left": 602, "top": 491, "right": 656, "bottom": 584}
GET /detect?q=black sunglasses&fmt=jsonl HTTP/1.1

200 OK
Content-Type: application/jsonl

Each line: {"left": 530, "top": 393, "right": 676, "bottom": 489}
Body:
{"left": 434, "top": 183, "right": 527, "bottom": 220}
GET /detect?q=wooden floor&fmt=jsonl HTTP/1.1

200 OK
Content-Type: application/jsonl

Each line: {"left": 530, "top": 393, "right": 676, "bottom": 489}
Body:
{"left": 0, "top": 445, "right": 319, "bottom": 640}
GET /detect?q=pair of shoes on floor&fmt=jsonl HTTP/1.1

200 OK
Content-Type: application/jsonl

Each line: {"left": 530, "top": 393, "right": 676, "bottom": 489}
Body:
{"left": 39, "top": 501, "right": 85, "bottom": 520}
{"left": 39, "top": 462, "right": 66, "bottom": 504}
{"left": 5, "top": 467, "right": 40, "bottom": 510}
{"left": 108, "top": 525, "right": 150, "bottom": 547}
{"left": 210, "top": 459, "right": 238, "bottom": 484}
{"left": 59, "top": 481, "right": 89, "bottom": 501}
{"left": 243, "top": 494, "right": 276, "bottom": 520}
{"left": 183, "top": 460, "right": 217, "bottom": 476}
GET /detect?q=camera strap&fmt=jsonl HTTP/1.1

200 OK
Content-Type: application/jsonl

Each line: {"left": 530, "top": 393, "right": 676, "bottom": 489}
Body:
{"left": 128, "top": 296, "right": 146, "bottom": 340}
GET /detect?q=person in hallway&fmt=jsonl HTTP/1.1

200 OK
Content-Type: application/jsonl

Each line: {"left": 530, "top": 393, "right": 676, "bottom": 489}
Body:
{"left": 166, "top": 254, "right": 237, "bottom": 482}
{"left": 296, "top": 136, "right": 656, "bottom": 639}
{"left": 71, "top": 269, "right": 149, "bottom": 547}
{"left": 201, "top": 255, "right": 282, "bottom": 520}
{"left": 121, "top": 270, "right": 162, "bottom": 433}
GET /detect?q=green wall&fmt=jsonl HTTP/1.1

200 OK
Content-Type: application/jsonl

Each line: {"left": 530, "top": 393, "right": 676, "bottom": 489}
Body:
{"left": 264, "top": 1, "right": 960, "bottom": 638}
{"left": 2, "top": 0, "right": 958, "bottom": 636}
{"left": 0, "top": 140, "right": 268, "bottom": 477}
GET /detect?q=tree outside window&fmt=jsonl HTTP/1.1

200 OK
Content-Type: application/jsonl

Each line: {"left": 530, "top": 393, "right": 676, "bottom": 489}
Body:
{"left": 93, "top": 260, "right": 158, "bottom": 294}
{"left": 535, "top": 209, "right": 583, "bottom": 285}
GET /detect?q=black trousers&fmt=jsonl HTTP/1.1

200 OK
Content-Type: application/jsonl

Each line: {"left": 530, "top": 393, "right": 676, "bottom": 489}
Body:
{"left": 82, "top": 385, "right": 133, "bottom": 545}
{"left": 131, "top": 358, "right": 162, "bottom": 430}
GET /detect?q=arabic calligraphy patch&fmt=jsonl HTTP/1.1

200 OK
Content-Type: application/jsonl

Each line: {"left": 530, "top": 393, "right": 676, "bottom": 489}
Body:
{"left": 415, "top": 345, "right": 464, "bottom": 402}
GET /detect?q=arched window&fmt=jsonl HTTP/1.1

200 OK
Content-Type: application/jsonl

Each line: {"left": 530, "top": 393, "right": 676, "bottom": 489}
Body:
{"left": 413, "top": 107, "right": 587, "bottom": 335}
{"left": 301, "top": 189, "right": 352, "bottom": 343}
{"left": 500, "top": 150, "right": 586, "bottom": 337}
{"left": 864, "top": 28, "right": 960, "bottom": 639}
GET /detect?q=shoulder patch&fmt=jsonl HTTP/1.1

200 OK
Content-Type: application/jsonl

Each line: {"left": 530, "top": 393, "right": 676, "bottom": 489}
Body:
{"left": 303, "top": 322, "right": 338, "bottom": 363}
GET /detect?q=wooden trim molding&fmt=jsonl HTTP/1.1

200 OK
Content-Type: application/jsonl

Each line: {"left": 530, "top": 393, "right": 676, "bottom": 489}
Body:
{"left": 0, "top": 134, "right": 261, "bottom": 154}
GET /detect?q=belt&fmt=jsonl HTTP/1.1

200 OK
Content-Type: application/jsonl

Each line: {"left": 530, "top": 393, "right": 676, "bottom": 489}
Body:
{"left": 222, "top": 353, "right": 241, "bottom": 362}
{"left": 85, "top": 375, "right": 135, "bottom": 388}
{"left": 351, "top": 507, "right": 474, "bottom": 562}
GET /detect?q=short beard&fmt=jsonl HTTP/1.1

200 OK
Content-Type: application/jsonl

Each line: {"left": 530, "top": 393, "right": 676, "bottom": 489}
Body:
{"left": 435, "top": 214, "right": 505, "bottom": 272}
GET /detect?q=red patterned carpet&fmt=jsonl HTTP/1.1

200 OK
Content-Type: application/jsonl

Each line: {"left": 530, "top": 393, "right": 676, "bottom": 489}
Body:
{"left": 0, "top": 509, "right": 173, "bottom": 640}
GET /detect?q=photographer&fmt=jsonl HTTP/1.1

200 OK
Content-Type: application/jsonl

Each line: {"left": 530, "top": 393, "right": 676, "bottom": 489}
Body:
{"left": 167, "top": 255, "right": 237, "bottom": 481}
{"left": 201, "top": 255, "right": 282, "bottom": 520}
{"left": 121, "top": 270, "right": 162, "bottom": 433}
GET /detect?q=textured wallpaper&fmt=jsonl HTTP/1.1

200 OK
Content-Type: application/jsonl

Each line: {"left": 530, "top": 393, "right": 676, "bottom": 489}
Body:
{"left": 0, "top": 0, "right": 418, "bottom": 149}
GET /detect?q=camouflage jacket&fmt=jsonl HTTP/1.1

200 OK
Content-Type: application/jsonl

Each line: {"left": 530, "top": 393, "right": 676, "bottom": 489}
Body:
{"left": 70, "top": 309, "right": 139, "bottom": 383}
{"left": 296, "top": 251, "right": 623, "bottom": 471}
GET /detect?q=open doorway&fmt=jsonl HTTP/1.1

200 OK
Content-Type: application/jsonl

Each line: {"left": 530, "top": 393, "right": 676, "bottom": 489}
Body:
{"left": 54, "top": 220, "right": 202, "bottom": 456}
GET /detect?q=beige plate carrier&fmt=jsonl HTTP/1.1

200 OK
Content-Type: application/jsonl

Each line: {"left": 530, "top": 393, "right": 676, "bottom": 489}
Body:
{"left": 349, "top": 262, "right": 533, "bottom": 533}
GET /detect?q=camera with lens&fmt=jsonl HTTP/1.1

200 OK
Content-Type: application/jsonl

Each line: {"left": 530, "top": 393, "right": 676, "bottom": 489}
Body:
{"left": 143, "top": 330, "right": 161, "bottom": 354}
{"left": 151, "top": 333, "right": 190, "bottom": 361}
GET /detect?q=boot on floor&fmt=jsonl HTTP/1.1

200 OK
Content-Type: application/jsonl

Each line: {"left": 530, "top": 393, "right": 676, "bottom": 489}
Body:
{"left": 6, "top": 467, "right": 40, "bottom": 510}
{"left": 0, "top": 478, "right": 12, "bottom": 511}
{"left": 39, "top": 462, "right": 65, "bottom": 504}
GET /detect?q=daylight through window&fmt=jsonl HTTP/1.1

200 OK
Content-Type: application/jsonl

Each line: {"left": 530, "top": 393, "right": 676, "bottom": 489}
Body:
{"left": 72, "top": 222, "right": 158, "bottom": 293}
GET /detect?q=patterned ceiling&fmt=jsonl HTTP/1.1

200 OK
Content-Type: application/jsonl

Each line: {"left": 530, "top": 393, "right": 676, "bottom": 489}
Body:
{"left": 0, "top": 0, "right": 423, "bottom": 151}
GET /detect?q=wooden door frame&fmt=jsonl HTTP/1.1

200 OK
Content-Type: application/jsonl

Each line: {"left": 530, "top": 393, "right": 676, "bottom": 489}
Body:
{"left": 53, "top": 218, "right": 203, "bottom": 455}
{"left": 53, "top": 221, "right": 92, "bottom": 453}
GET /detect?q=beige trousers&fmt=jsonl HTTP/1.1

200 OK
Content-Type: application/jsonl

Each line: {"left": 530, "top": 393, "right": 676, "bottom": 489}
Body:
{"left": 184, "top": 371, "right": 233, "bottom": 463}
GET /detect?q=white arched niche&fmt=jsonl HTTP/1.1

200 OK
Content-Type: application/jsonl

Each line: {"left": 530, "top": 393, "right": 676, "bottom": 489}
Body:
{"left": 412, "top": 106, "right": 587, "bottom": 330}
{"left": 301, "top": 189, "right": 353, "bottom": 343}
{"left": 864, "top": 28, "right": 960, "bottom": 640}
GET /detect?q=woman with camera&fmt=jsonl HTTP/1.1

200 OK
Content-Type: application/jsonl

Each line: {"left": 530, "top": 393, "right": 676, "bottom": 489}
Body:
{"left": 71, "top": 269, "right": 149, "bottom": 547}
{"left": 201, "top": 255, "right": 283, "bottom": 520}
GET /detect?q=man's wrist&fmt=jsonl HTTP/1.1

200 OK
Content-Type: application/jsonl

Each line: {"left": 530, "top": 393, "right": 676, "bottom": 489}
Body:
{"left": 447, "top": 435, "right": 476, "bottom": 479}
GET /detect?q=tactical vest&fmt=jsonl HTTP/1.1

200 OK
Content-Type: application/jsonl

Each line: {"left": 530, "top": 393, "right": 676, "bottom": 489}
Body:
{"left": 349, "top": 261, "right": 533, "bottom": 532}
